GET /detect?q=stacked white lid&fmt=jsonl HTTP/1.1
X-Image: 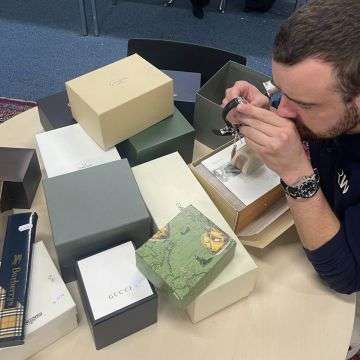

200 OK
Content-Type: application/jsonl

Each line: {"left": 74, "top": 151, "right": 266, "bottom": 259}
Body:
{"left": 36, "top": 124, "right": 120, "bottom": 178}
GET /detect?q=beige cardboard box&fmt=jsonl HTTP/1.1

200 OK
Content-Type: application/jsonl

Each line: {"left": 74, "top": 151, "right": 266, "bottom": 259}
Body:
{"left": 132, "top": 152, "right": 258, "bottom": 323}
{"left": 0, "top": 241, "right": 78, "bottom": 360}
{"left": 191, "top": 142, "right": 294, "bottom": 248}
{"left": 240, "top": 209, "right": 294, "bottom": 248}
{"left": 65, "top": 54, "right": 174, "bottom": 150}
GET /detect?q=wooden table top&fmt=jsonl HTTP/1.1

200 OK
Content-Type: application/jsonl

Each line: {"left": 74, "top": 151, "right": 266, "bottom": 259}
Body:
{"left": 0, "top": 107, "right": 355, "bottom": 360}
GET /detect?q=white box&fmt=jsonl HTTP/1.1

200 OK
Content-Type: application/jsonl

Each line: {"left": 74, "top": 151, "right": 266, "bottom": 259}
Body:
{"left": 35, "top": 124, "right": 120, "bottom": 178}
{"left": 75, "top": 242, "right": 157, "bottom": 350}
{"left": 0, "top": 241, "right": 78, "bottom": 360}
{"left": 132, "top": 152, "right": 258, "bottom": 323}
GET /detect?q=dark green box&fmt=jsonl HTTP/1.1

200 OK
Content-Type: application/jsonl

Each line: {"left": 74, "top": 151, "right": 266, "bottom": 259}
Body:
{"left": 193, "top": 61, "right": 271, "bottom": 149}
{"left": 117, "top": 107, "right": 195, "bottom": 166}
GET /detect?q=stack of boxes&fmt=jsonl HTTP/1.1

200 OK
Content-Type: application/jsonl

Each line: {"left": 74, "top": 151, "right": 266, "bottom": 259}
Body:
{"left": 38, "top": 54, "right": 197, "bottom": 166}
{"left": 42, "top": 160, "right": 152, "bottom": 282}
{"left": 37, "top": 54, "right": 200, "bottom": 349}
{"left": 0, "top": 146, "right": 78, "bottom": 358}
{"left": 132, "top": 152, "right": 257, "bottom": 323}
{"left": 0, "top": 53, "right": 293, "bottom": 353}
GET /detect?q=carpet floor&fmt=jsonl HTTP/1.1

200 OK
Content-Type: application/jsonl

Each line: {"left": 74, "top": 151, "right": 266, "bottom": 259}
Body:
{"left": 0, "top": 97, "right": 36, "bottom": 123}
{"left": 0, "top": 0, "right": 294, "bottom": 101}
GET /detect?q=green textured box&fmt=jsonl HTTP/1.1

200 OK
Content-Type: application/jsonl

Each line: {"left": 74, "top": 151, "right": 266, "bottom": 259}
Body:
{"left": 136, "top": 205, "right": 236, "bottom": 308}
{"left": 117, "top": 107, "right": 195, "bottom": 166}
{"left": 193, "top": 61, "right": 271, "bottom": 149}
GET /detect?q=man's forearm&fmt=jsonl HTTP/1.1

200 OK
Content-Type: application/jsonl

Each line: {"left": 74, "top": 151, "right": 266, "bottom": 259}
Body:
{"left": 287, "top": 190, "right": 340, "bottom": 251}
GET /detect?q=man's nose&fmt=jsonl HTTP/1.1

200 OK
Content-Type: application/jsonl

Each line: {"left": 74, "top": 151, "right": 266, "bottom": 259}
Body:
{"left": 276, "top": 96, "right": 297, "bottom": 119}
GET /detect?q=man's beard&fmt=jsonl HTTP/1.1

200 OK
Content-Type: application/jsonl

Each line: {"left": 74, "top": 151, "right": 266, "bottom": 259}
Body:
{"left": 295, "top": 102, "right": 360, "bottom": 141}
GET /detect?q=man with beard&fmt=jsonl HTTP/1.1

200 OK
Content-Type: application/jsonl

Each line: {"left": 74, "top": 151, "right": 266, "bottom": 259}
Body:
{"left": 223, "top": 0, "right": 360, "bottom": 357}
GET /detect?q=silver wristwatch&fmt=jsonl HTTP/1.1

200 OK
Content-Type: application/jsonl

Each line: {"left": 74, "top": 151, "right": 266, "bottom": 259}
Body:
{"left": 280, "top": 169, "right": 320, "bottom": 199}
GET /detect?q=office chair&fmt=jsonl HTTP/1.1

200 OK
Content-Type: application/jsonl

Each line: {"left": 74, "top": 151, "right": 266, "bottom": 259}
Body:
{"left": 127, "top": 38, "right": 246, "bottom": 86}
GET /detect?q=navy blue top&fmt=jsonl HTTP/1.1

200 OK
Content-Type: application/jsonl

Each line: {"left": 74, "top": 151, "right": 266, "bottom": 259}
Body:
{"left": 304, "top": 133, "right": 360, "bottom": 294}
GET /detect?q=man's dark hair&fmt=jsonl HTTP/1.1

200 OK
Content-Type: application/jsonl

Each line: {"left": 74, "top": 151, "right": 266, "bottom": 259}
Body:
{"left": 273, "top": 0, "right": 360, "bottom": 102}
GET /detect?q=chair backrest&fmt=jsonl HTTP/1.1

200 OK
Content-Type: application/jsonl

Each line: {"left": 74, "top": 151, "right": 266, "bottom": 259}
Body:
{"left": 127, "top": 38, "right": 246, "bottom": 85}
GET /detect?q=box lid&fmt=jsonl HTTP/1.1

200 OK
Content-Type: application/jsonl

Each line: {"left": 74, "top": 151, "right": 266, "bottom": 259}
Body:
{"left": 162, "top": 70, "right": 201, "bottom": 103}
{"left": 76, "top": 242, "right": 154, "bottom": 323}
{"left": 198, "top": 61, "right": 270, "bottom": 102}
{"left": 43, "top": 159, "right": 149, "bottom": 247}
{"left": 136, "top": 205, "right": 236, "bottom": 307}
{"left": 0, "top": 148, "right": 35, "bottom": 182}
{"left": 127, "top": 107, "right": 194, "bottom": 153}
{"left": 65, "top": 54, "right": 172, "bottom": 114}
{"left": 36, "top": 124, "right": 120, "bottom": 178}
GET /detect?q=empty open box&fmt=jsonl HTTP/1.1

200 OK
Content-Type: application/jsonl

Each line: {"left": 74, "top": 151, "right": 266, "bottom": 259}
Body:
{"left": 193, "top": 61, "right": 271, "bottom": 149}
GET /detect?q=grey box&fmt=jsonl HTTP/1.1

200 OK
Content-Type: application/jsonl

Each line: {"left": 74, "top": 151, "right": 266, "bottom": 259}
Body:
{"left": 37, "top": 91, "right": 76, "bottom": 132}
{"left": 43, "top": 159, "right": 151, "bottom": 283}
{"left": 193, "top": 61, "right": 271, "bottom": 149}
{"left": 162, "top": 70, "right": 201, "bottom": 125}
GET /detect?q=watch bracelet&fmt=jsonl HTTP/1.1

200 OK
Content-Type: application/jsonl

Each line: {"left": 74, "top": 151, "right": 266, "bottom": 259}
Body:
{"left": 280, "top": 168, "right": 320, "bottom": 199}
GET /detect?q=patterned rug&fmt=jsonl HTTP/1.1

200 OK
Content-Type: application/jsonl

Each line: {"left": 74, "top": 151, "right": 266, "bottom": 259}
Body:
{"left": 0, "top": 97, "right": 37, "bottom": 123}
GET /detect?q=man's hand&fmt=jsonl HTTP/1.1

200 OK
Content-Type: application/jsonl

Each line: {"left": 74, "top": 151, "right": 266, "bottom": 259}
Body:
{"left": 222, "top": 83, "right": 341, "bottom": 254}
{"left": 222, "top": 81, "right": 270, "bottom": 123}
{"left": 234, "top": 103, "right": 313, "bottom": 185}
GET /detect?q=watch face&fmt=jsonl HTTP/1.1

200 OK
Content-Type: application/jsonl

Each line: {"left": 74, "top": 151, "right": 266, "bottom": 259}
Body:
{"left": 281, "top": 170, "right": 320, "bottom": 199}
{"left": 298, "top": 180, "right": 318, "bottom": 198}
